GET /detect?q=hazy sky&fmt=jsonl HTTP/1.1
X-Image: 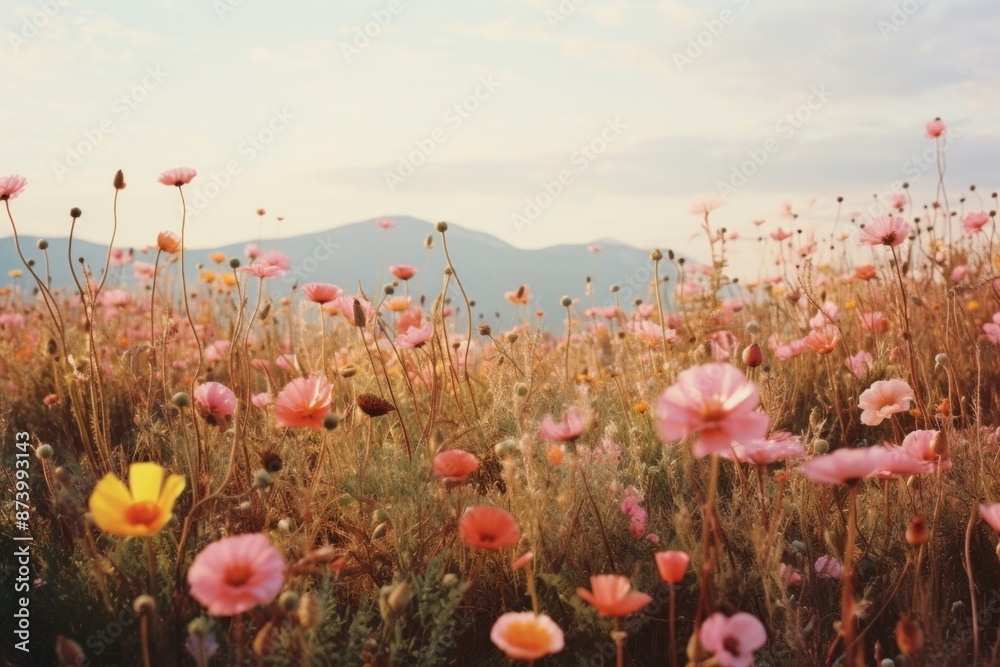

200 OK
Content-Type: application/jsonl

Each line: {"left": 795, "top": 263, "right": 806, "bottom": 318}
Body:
{"left": 3, "top": 0, "right": 998, "bottom": 264}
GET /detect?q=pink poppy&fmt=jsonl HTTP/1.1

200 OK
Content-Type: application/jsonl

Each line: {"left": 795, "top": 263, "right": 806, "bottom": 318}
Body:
{"left": 770, "top": 228, "right": 793, "bottom": 242}
{"left": 576, "top": 575, "right": 651, "bottom": 618}
{"left": 376, "top": 218, "right": 396, "bottom": 229}
{"left": 901, "top": 429, "right": 950, "bottom": 471}
{"left": 251, "top": 393, "right": 270, "bottom": 408}
{"left": 859, "top": 379, "right": 914, "bottom": 426}
{"left": 845, "top": 350, "right": 874, "bottom": 378}
{"left": 432, "top": 449, "right": 479, "bottom": 483}
{"left": 396, "top": 322, "right": 433, "bottom": 349}
{"left": 815, "top": 555, "right": 842, "bottom": 579}
{"left": 187, "top": 533, "right": 285, "bottom": 616}
{"left": 158, "top": 167, "right": 197, "bottom": 186}
{"left": 654, "top": 363, "right": 769, "bottom": 458}
{"left": 654, "top": 550, "right": 690, "bottom": 585}
{"left": 859, "top": 216, "right": 910, "bottom": 248}
{"left": 699, "top": 612, "right": 767, "bottom": 667}
{"left": 962, "top": 211, "right": 990, "bottom": 234}
{"left": 193, "top": 382, "right": 237, "bottom": 428}
{"left": 302, "top": 282, "right": 342, "bottom": 304}
{"left": 274, "top": 375, "right": 332, "bottom": 429}
{"left": 798, "top": 446, "right": 895, "bottom": 485}
{"left": 539, "top": 406, "right": 589, "bottom": 442}
{"left": 329, "top": 295, "right": 375, "bottom": 326}
{"left": 239, "top": 263, "right": 284, "bottom": 279}
{"left": 0, "top": 175, "right": 27, "bottom": 200}
{"left": 389, "top": 265, "right": 418, "bottom": 281}
{"left": 459, "top": 506, "right": 521, "bottom": 550}
{"left": 925, "top": 118, "right": 946, "bottom": 138}
{"left": 731, "top": 431, "right": 805, "bottom": 465}
{"left": 873, "top": 447, "right": 935, "bottom": 478}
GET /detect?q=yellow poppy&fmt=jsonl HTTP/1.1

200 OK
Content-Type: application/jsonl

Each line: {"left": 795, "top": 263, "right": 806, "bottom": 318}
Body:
{"left": 88, "top": 462, "right": 185, "bottom": 536}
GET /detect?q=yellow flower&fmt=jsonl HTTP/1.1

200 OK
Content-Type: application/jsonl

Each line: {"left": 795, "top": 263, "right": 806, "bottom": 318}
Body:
{"left": 845, "top": 300, "right": 857, "bottom": 310}
{"left": 88, "top": 462, "right": 185, "bottom": 536}
{"left": 220, "top": 273, "right": 237, "bottom": 287}
{"left": 967, "top": 300, "right": 981, "bottom": 312}
{"left": 8, "top": 269, "right": 22, "bottom": 278}
{"left": 633, "top": 402, "right": 648, "bottom": 414}
{"left": 200, "top": 270, "right": 217, "bottom": 284}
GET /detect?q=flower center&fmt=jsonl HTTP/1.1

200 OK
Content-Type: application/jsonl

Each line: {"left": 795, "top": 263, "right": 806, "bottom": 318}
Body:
{"left": 124, "top": 501, "right": 162, "bottom": 527}
{"left": 223, "top": 562, "right": 254, "bottom": 587}
{"left": 503, "top": 619, "right": 552, "bottom": 651}
{"left": 881, "top": 233, "right": 897, "bottom": 245}
{"left": 723, "top": 636, "right": 742, "bottom": 656}
{"left": 700, "top": 398, "right": 727, "bottom": 423}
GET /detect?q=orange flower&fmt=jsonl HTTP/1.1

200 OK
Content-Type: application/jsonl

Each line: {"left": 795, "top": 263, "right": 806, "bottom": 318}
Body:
{"left": 855, "top": 264, "right": 877, "bottom": 281}
{"left": 208, "top": 251, "right": 228, "bottom": 264}
{"left": 157, "top": 230, "right": 181, "bottom": 254}
{"left": 490, "top": 612, "right": 564, "bottom": 662}
{"left": 654, "top": 550, "right": 690, "bottom": 585}
{"left": 576, "top": 575, "right": 651, "bottom": 617}
{"left": 459, "top": 506, "right": 521, "bottom": 550}
{"left": 546, "top": 443, "right": 565, "bottom": 466}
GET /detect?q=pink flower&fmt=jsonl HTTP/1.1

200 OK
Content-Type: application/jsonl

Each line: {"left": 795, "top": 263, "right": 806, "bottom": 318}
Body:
{"left": 770, "top": 227, "right": 793, "bottom": 242}
{"left": 655, "top": 363, "right": 769, "bottom": 458}
{"left": 815, "top": 555, "right": 842, "bottom": 579}
{"left": 859, "top": 216, "right": 910, "bottom": 247}
{"left": 984, "top": 312, "right": 1000, "bottom": 344}
{"left": 133, "top": 261, "right": 155, "bottom": 282}
{"left": 620, "top": 488, "right": 648, "bottom": 539}
{"left": 260, "top": 251, "right": 290, "bottom": 271}
{"left": 576, "top": 575, "right": 652, "bottom": 617}
{"left": 376, "top": 218, "right": 396, "bottom": 229}
{"left": 732, "top": 431, "right": 805, "bottom": 465}
{"left": 187, "top": 533, "right": 285, "bottom": 616}
{"left": 204, "top": 340, "right": 231, "bottom": 363}
{"left": 329, "top": 295, "right": 374, "bottom": 326}
{"left": 251, "top": 393, "right": 270, "bottom": 408}
{"left": 779, "top": 563, "right": 802, "bottom": 585}
{"left": 925, "top": 118, "right": 946, "bottom": 138}
{"left": 158, "top": 167, "right": 197, "bottom": 187}
{"left": 275, "top": 354, "right": 299, "bottom": 373}
{"left": 950, "top": 265, "right": 967, "bottom": 282}
{"left": 888, "top": 193, "right": 906, "bottom": 209}
{"left": 588, "top": 244, "right": 602, "bottom": 253}
{"left": 389, "top": 264, "right": 418, "bottom": 281}
{"left": 244, "top": 244, "right": 261, "bottom": 260}
{"left": 274, "top": 375, "right": 332, "bottom": 429}
{"left": 396, "top": 322, "right": 433, "bottom": 349}
{"left": 239, "top": 263, "right": 285, "bottom": 279}
{"left": 0, "top": 175, "right": 27, "bottom": 200}
{"left": 859, "top": 379, "right": 914, "bottom": 426}
{"left": 962, "top": 211, "right": 990, "bottom": 234}
{"left": 874, "top": 446, "right": 935, "bottom": 478}
{"left": 700, "top": 612, "right": 767, "bottom": 667}
{"left": 432, "top": 449, "right": 479, "bottom": 483}
{"left": 980, "top": 504, "right": 1000, "bottom": 533}
{"left": 539, "top": 406, "right": 589, "bottom": 442}
{"left": 859, "top": 311, "right": 889, "bottom": 334}
{"left": 901, "top": 429, "right": 950, "bottom": 471}
{"left": 798, "top": 446, "right": 896, "bottom": 485}
{"left": 845, "top": 350, "right": 874, "bottom": 378}
{"left": 194, "top": 382, "right": 237, "bottom": 428}
{"left": 805, "top": 325, "right": 840, "bottom": 355}
{"left": 302, "top": 282, "right": 342, "bottom": 304}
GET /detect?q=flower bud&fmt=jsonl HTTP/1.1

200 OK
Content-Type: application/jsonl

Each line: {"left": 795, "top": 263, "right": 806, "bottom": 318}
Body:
{"left": 742, "top": 343, "right": 763, "bottom": 368}
{"left": 37, "top": 239, "right": 49, "bottom": 250}
{"left": 36, "top": 444, "right": 53, "bottom": 460}
{"left": 905, "top": 516, "right": 929, "bottom": 546}
{"left": 133, "top": 594, "right": 157, "bottom": 615}
{"left": 278, "top": 590, "right": 300, "bottom": 612}
{"left": 435, "top": 221, "right": 448, "bottom": 232}
{"left": 323, "top": 413, "right": 340, "bottom": 430}
{"left": 172, "top": 392, "right": 190, "bottom": 408}
{"left": 895, "top": 613, "right": 924, "bottom": 656}
{"left": 113, "top": 169, "right": 126, "bottom": 190}
{"left": 254, "top": 469, "right": 274, "bottom": 489}
{"left": 55, "top": 635, "right": 86, "bottom": 666}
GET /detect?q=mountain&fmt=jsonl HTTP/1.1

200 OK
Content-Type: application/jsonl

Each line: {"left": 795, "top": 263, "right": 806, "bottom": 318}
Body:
{"left": 1, "top": 217, "right": 683, "bottom": 327}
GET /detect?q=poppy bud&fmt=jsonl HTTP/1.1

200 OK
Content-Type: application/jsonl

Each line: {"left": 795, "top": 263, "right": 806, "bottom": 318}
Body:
{"left": 742, "top": 343, "right": 763, "bottom": 368}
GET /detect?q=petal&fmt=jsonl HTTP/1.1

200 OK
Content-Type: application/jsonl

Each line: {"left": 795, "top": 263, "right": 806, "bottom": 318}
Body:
{"left": 157, "top": 473, "right": 186, "bottom": 513}
{"left": 129, "top": 462, "right": 165, "bottom": 503}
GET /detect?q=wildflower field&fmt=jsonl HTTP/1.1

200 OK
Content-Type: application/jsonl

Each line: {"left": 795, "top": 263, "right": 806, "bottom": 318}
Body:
{"left": 4, "top": 121, "right": 1000, "bottom": 666}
